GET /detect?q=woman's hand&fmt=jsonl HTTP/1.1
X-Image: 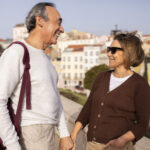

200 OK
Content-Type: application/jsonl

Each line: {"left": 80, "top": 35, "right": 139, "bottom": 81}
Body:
{"left": 104, "top": 136, "right": 128, "bottom": 149}
{"left": 70, "top": 132, "right": 77, "bottom": 150}
{"left": 104, "top": 131, "right": 135, "bottom": 149}
{"left": 70, "top": 121, "right": 83, "bottom": 150}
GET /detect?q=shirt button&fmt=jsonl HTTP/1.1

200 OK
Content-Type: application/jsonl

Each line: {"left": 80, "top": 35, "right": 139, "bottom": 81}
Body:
{"left": 98, "top": 114, "right": 101, "bottom": 118}
{"left": 93, "top": 125, "right": 96, "bottom": 129}
{"left": 101, "top": 102, "right": 104, "bottom": 106}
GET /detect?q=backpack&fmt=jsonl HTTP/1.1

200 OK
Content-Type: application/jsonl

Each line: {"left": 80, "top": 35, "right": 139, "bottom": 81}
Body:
{"left": 0, "top": 41, "right": 31, "bottom": 149}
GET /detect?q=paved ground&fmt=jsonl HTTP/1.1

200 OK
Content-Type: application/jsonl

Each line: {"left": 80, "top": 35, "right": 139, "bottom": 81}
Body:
{"left": 135, "top": 137, "right": 150, "bottom": 150}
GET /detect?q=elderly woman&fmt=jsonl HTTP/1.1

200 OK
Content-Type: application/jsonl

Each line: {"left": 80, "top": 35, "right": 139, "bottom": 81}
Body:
{"left": 71, "top": 33, "right": 150, "bottom": 150}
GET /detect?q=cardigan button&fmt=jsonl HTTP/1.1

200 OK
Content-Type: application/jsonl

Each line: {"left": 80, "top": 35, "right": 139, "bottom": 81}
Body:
{"left": 101, "top": 102, "right": 104, "bottom": 106}
{"left": 98, "top": 114, "right": 101, "bottom": 118}
{"left": 93, "top": 125, "right": 96, "bottom": 129}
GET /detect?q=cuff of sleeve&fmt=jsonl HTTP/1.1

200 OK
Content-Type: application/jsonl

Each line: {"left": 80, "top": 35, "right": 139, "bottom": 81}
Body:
{"left": 59, "top": 128, "right": 70, "bottom": 138}
{"left": 75, "top": 118, "right": 86, "bottom": 129}
{"left": 130, "top": 126, "right": 144, "bottom": 142}
{"left": 6, "top": 141, "right": 21, "bottom": 150}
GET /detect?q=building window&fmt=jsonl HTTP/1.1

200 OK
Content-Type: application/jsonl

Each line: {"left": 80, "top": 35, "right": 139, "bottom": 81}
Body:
{"left": 75, "top": 73, "right": 77, "bottom": 78}
{"left": 63, "top": 57, "right": 65, "bottom": 62}
{"left": 96, "top": 59, "right": 99, "bottom": 63}
{"left": 63, "top": 73, "right": 65, "bottom": 78}
{"left": 68, "top": 57, "right": 71, "bottom": 61}
{"left": 75, "top": 56, "right": 78, "bottom": 61}
{"left": 75, "top": 65, "right": 77, "bottom": 69}
{"left": 90, "top": 59, "right": 93, "bottom": 63}
{"left": 80, "top": 65, "right": 83, "bottom": 69}
{"left": 96, "top": 51, "right": 99, "bottom": 55}
{"left": 80, "top": 73, "right": 82, "bottom": 79}
{"left": 85, "top": 51, "right": 88, "bottom": 56}
{"left": 90, "top": 51, "right": 93, "bottom": 56}
{"left": 68, "top": 73, "right": 70, "bottom": 79}
{"left": 80, "top": 56, "right": 83, "bottom": 61}
{"left": 68, "top": 65, "right": 70, "bottom": 69}
{"left": 63, "top": 65, "right": 65, "bottom": 69}
{"left": 64, "top": 80, "right": 67, "bottom": 85}
{"left": 85, "top": 59, "right": 88, "bottom": 63}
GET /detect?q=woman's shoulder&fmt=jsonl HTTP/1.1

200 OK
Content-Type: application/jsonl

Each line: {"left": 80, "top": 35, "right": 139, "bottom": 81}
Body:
{"left": 95, "top": 70, "right": 112, "bottom": 82}
{"left": 132, "top": 72, "right": 150, "bottom": 87}
{"left": 97, "top": 70, "right": 112, "bottom": 78}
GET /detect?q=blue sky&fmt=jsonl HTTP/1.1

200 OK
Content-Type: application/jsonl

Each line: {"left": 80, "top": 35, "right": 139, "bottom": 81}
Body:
{"left": 0, "top": 0, "right": 150, "bottom": 39}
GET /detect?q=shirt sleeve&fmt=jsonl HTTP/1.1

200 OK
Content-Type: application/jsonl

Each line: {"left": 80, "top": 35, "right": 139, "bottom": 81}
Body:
{"left": 57, "top": 102, "right": 70, "bottom": 138}
{"left": 75, "top": 73, "right": 101, "bottom": 128}
{"left": 130, "top": 80, "right": 150, "bottom": 141}
{"left": 0, "top": 46, "right": 23, "bottom": 149}
{"left": 55, "top": 87, "right": 70, "bottom": 138}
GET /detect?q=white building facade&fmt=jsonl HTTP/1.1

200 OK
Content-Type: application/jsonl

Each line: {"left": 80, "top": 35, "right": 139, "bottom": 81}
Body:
{"left": 13, "top": 24, "right": 28, "bottom": 41}
{"left": 84, "top": 46, "right": 102, "bottom": 72}
{"left": 61, "top": 48, "right": 84, "bottom": 87}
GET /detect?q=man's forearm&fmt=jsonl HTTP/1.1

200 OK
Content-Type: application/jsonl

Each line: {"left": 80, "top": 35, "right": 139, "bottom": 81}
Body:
{"left": 0, "top": 99, "right": 21, "bottom": 150}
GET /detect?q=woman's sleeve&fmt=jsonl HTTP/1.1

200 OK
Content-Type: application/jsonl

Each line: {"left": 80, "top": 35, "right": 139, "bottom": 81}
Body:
{"left": 75, "top": 73, "right": 101, "bottom": 128}
{"left": 130, "top": 80, "right": 150, "bottom": 141}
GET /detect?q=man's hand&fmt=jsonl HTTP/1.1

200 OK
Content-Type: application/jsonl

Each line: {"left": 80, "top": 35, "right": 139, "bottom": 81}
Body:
{"left": 60, "top": 136, "right": 73, "bottom": 150}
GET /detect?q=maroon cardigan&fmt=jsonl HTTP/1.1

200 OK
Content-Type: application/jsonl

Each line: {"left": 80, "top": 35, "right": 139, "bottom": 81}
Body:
{"left": 76, "top": 71, "right": 150, "bottom": 144}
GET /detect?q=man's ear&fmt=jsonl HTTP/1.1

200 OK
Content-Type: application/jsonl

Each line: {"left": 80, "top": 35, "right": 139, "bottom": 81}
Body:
{"left": 35, "top": 16, "right": 45, "bottom": 28}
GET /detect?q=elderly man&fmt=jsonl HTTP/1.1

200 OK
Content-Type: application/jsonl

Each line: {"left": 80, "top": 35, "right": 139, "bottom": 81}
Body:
{"left": 0, "top": 2, "right": 73, "bottom": 150}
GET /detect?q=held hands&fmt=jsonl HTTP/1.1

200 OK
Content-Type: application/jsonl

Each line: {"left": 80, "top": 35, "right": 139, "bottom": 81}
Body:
{"left": 70, "top": 132, "right": 77, "bottom": 150}
{"left": 60, "top": 136, "right": 74, "bottom": 150}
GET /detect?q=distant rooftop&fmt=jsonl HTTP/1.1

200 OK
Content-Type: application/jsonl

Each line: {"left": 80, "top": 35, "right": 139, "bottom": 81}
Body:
{"left": 14, "top": 23, "right": 25, "bottom": 27}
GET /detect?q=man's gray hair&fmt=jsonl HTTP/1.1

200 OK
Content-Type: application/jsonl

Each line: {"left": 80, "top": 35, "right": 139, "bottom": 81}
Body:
{"left": 25, "top": 2, "right": 55, "bottom": 33}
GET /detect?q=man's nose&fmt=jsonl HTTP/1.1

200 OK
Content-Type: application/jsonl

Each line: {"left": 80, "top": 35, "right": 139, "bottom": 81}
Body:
{"left": 60, "top": 26, "right": 64, "bottom": 33}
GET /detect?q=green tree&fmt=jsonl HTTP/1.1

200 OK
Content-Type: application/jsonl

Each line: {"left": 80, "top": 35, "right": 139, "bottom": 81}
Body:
{"left": 84, "top": 64, "right": 110, "bottom": 90}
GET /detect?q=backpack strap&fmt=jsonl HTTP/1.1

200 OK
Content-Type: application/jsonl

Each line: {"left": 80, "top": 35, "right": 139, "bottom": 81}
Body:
{"left": 7, "top": 41, "right": 31, "bottom": 132}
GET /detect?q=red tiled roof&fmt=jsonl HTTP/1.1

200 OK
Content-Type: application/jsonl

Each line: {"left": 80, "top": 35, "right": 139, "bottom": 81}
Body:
{"left": 14, "top": 23, "right": 25, "bottom": 27}
{"left": 73, "top": 48, "right": 83, "bottom": 52}
{"left": 146, "top": 41, "right": 150, "bottom": 45}
{"left": 67, "top": 45, "right": 88, "bottom": 49}
{"left": 91, "top": 44, "right": 104, "bottom": 47}
{"left": 0, "top": 39, "right": 5, "bottom": 42}
{"left": 143, "top": 35, "right": 150, "bottom": 37}
{"left": 67, "top": 44, "right": 104, "bottom": 49}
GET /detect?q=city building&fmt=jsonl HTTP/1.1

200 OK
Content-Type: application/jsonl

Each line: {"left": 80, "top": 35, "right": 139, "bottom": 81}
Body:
{"left": 13, "top": 23, "right": 28, "bottom": 41}
{"left": 84, "top": 45, "right": 102, "bottom": 72}
{"left": 61, "top": 45, "right": 84, "bottom": 87}
{"left": 60, "top": 44, "right": 107, "bottom": 87}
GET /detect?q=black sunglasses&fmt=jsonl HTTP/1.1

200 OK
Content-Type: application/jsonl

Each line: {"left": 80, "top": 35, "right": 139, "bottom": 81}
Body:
{"left": 107, "top": 47, "right": 124, "bottom": 54}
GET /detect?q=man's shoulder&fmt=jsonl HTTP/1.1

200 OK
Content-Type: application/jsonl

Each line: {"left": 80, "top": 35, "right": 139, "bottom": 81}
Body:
{"left": 4, "top": 41, "right": 25, "bottom": 57}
